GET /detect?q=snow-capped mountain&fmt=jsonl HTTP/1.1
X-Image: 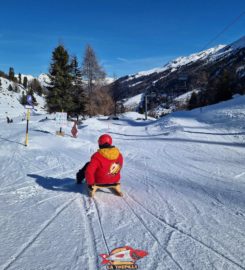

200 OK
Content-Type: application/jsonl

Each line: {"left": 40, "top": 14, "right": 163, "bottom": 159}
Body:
{"left": 126, "top": 44, "right": 226, "bottom": 81}
{"left": 113, "top": 36, "right": 245, "bottom": 114}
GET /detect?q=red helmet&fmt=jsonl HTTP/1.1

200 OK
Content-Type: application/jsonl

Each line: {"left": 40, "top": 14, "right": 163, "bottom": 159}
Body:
{"left": 98, "top": 134, "right": 112, "bottom": 146}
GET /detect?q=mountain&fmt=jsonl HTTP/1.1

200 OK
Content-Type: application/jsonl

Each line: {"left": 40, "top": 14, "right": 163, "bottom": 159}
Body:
{"left": 114, "top": 36, "right": 245, "bottom": 116}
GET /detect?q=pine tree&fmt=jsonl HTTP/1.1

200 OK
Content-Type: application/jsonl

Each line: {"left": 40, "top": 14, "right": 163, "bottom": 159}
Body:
{"left": 70, "top": 56, "right": 82, "bottom": 85}
{"left": 46, "top": 45, "right": 73, "bottom": 113}
{"left": 18, "top": 73, "right": 22, "bottom": 84}
{"left": 8, "top": 84, "right": 13, "bottom": 91}
{"left": 23, "top": 77, "right": 28, "bottom": 88}
{"left": 81, "top": 45, "right": 105, "bottom": 117}
{"left": 19, "top": 91, "right": 27, "bottom": 105}
{"left": 188, "top": 92, "right": 198, "bottom": 110}
{"left": 70, "top": 56, "right": 87, "bottom": 118}
{"left": 9, "top": 67, "right": 15, "bottom": 81}
{"left": 0, "top": 70, "right": 8, "bottom": 79}
{"left": 0, "top": 79, "right": 2, "bottom": 91}
{"left": 30, "top": 79, "right": 43, "bottom": 96}
{"left": 214, "top": 70, "right": 233, "bottom": 103}
{"left": 14, "top": 84, "right": 19, "bottom": 93}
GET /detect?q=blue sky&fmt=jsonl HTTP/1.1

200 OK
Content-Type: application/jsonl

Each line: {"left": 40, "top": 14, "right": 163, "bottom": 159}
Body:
{"left": 0, "top": 0, "right": 244, "bottom": 78}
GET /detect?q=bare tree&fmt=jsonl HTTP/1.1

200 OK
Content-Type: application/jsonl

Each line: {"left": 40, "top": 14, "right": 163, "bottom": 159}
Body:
{"left": 81, "top": 45, "right": 105, "bottom": 117}
{"left": 90, "top": 86, "right": 114, "bottom": 116}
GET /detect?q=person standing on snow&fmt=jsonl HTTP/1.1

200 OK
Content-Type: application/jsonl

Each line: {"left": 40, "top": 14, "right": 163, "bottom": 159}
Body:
{"left": 76, "top": 134, "right": 123, "bottom": 190}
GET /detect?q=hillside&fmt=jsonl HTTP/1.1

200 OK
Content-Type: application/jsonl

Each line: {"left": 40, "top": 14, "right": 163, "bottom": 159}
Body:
{"left": 0, "top": 77, "right": 46, "bottom": 120}
{"left": 113, "top": 36, "right": 245, "bottom": 116}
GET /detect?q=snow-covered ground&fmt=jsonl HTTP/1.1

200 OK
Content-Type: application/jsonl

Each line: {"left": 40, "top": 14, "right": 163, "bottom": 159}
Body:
{"left": 0, "top": 96, "right": 245, "bottom": 270}
{"left": 0, "top": 77, "right": 46, "bottom": 120}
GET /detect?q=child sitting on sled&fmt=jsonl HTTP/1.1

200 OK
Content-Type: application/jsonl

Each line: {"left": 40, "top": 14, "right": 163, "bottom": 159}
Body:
{"left": 76, "top": 134, "right": 123, "bottom": 196}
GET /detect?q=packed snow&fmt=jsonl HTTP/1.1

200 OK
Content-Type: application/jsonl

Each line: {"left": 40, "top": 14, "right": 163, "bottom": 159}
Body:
{"left": 0, "top": 95, "right": 245, "bottom": 270}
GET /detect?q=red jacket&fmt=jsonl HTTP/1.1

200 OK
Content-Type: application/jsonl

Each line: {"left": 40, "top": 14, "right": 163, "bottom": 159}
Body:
{"left": 85, "top": 147, "right": 123, "bottom": 186}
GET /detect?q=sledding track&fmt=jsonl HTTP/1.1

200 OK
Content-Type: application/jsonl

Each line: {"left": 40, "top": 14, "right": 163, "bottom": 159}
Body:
{"left": 0, "top": 115, "right": 245, "bottom": 270}
{"left": 121, "top": 195, "right": 184, "bottom": 270}
{"left": 124, "top": 193, "right": 245, "bottom": 270}
{"left": 2, "top": 196, "right": 78, "bottom": 270}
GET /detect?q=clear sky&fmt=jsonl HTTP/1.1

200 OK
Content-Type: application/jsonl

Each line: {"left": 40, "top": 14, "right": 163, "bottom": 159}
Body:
{"left": 0, "top": 0, "right": 244, "bottom": 78}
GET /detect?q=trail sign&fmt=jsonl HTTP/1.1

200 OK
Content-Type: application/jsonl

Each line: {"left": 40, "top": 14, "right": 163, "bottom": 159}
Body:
{"left": 25, "top": 109, "right": 31, "bottom": 146}
{"left": 55, "top": 112, "right": 67, "bottom": 136}
{"left": 24, "top": 105, "right": 34, "bottom": 109}
{"left": 55, "top": 112, "right": 67, "bottom": 127}
{"left": 27, "top": 95, "right": 32, "bottom": 105}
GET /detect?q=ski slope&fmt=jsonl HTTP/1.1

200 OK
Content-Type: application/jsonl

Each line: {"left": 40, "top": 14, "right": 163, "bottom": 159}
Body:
{"left": 0, "top": 96, "right": 245, "bottom": 270}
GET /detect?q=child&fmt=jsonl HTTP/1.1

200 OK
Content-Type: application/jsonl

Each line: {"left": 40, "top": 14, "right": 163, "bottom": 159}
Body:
{"left": 76, "top": 134, "right": 123, "bottom": 189}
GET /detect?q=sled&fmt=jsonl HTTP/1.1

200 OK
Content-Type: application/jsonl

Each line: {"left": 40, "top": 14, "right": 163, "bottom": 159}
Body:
{"left": 89, "top": 183, "right": 123, "bottom": 198}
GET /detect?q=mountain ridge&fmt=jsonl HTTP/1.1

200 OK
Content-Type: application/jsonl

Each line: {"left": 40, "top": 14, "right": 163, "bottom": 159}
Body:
{"left": 113, "top": 35, "right": 245, "bottom": 116}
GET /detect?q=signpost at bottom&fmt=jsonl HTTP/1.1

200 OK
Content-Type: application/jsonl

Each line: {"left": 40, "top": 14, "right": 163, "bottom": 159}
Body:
{"left": 24, "top": 107, "right": 31, "bottom": 146}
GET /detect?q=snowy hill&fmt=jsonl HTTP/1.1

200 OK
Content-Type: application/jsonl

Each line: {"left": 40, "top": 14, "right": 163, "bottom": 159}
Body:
{"left": 0, "top": 77, "right": 46, "bottom": 120}
{"left": 0, "top": 95, "right": 244, "bottom": 269}
{"left": 123, "top": 93, "right": 144, "bottom": 111}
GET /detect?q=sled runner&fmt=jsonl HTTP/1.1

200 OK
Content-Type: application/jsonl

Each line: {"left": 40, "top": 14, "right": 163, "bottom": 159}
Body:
{"left": 89, "top": 183, "right": 123, "bottom": 198}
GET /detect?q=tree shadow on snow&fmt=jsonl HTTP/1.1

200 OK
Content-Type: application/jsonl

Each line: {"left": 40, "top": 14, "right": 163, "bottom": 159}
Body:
{"left": 183, "top": 130, "right": 245, "bottom": 136}
{"left": 98, "top": 118, "right": 154, "bottom": 127}
{"left": 28, "top": 174, "right": 89, "bottom": 197}
{"left": 109, "top": 131, "right": 170, "bottom": 137}
{"left": 116, "top": 136, "right": 245, "bottom": 148}
{"left": 0, "top": 136, "right": 25, "bottom": 146}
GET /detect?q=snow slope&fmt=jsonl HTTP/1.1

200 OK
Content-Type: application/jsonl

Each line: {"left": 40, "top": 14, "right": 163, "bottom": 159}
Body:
{"left": 0, "top": 77, "right": 46, "bottom": 120}
{"left": 0, "top": 96, "right": 245, "bottom": 270}
{"left": 123, "top": 93, "right": 144, "bottom": 111}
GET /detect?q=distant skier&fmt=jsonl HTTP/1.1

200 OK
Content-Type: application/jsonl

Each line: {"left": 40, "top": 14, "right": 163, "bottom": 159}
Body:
{"left": 76, "top": 134, "right": 123, "bottom": 191}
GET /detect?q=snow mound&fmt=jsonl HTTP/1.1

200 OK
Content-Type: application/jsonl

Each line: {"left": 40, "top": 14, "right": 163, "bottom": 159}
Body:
{"left": 169, "top": 95, "right": 245, "bottom": 131}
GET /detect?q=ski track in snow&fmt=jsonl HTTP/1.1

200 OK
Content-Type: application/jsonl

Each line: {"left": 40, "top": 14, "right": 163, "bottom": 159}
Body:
{"left": 1, "top": 196, "right": 78, "bottom": 270}
{"left": 124, "top": 193, "right": 244, "bottom": 270}
{"left": 121, "top": 119, "right": 245, "bottom": 269}
{"left": 122, "top": 196, "right": 184, "bottom": 270}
